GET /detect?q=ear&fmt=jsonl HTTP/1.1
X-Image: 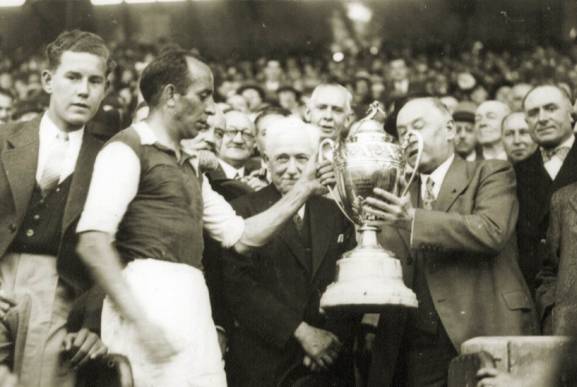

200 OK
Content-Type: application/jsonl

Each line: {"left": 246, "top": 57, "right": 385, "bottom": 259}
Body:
{"left": 445, "top": 119, "right": 456, "bottom": 141}
{"left": 41, "top": 69, "right": 53, "bottom": 94}
{"left": 304, "top": 106, "right": 312, "bottom": 122}
{"left": 163, "top": 84, "right": 177, "bottom": 108}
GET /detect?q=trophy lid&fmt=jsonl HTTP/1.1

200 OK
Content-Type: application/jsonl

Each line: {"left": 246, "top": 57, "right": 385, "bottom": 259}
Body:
{"left": 347, "top": 101, "right": 395, "bottom": 143}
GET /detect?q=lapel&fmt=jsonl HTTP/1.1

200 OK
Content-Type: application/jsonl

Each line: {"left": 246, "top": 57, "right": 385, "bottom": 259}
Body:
{"left": 433, "top": 157, "right": 470, "bottom": 212}
{"left": 1, "top": 118, "right": 40, "bottom": 219}
{"left": 553, "top": 140, "right": 577, "bottom": 191}
{"left": 560, "top": 191, "right": 577, "bottom": 299}
{"left": 61, "top": 127, "right": 103, "bottom": 232}
{"left": 389, "top": 180, "right": 419, "bottom": 286}
{"left": 309, "top": 196, "right": 336, "bottom": 278}
{"left": 521, "top": 151, "right": 551, "bottom": 222}
{"left": 206, "top": 163, "right": 227, "bottom": 183}
{"left": 256, "top": 185, "right": 311, "bottom": 273}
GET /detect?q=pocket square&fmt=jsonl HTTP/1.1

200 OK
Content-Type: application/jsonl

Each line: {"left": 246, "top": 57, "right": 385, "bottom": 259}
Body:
{"left": 337, "top": 234, "right": 344, "bottom": 244}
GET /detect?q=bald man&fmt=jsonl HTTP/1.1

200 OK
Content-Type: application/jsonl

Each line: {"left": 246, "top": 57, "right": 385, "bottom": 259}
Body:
{"left": 475, "top": 100, "right": 511, "bottom": 160}
{"left": 306, "top": 83, "right": 353, "bottom": 140}
{"left": 222, "top": 117, "right": 357, "bottom": 387}
{"left": 515, "top": 84, "right": 577, "bottom": 303}
{"left": 365, "top": 97, "right": 537, "bottom": 387}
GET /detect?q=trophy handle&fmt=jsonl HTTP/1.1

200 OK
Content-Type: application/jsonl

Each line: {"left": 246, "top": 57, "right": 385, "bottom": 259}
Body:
{"left": 317, "top": 139, "right": 357, "bottom": 225}
{"left": 400, "top": 129, "right": 424, "bottom": 198}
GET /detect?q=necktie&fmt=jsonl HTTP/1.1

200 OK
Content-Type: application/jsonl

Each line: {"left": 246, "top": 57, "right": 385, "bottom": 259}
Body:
{"left": 39, "top": 131, "right": 69, "bottom": 194}
{"left": 542, "top": 146, "right": 570, "bottom": 163}
{"left": 422, "top": 176, "right": 435, "bottom": 210}
{"left": 293, "top": 213, "right": 304, "bottom": 236}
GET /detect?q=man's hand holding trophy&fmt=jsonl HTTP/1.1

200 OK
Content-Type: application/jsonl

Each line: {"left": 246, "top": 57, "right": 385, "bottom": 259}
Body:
{"left": 316, "top": 101, "right": 423, "bottom": 313}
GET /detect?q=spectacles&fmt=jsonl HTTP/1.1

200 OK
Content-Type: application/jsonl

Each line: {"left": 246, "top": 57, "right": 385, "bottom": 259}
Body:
{"left": 215, "top": 128, "right": 255, "bottom": 141}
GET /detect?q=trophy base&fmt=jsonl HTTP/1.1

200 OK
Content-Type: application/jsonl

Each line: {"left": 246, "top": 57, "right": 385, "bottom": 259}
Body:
{"left": 320, "top": 243, "right": 418, "bottom": 314}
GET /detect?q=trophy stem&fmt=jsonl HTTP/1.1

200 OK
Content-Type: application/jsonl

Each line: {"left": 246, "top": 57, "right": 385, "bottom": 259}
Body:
{"left": 358, "top": 225, "right": 380, "bottom": 249}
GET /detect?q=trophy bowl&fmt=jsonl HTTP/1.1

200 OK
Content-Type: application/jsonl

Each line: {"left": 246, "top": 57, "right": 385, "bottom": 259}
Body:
{"left": 319, "top": 102, "right": 421, "bottom": 313}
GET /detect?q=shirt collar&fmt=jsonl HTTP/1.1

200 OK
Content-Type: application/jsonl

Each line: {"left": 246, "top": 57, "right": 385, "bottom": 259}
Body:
{"left": 40, "top": 112, "right": 85, "bottom": 142}
{"left": 132, "top": 121, "right": 199, "bottom": 171}
{"left": 218, "top": 159, "right": 245, "bottom": 179}
{"left": 465, "top": 151, "right": 477, "bottom": 162}
{"left": 548, "top": 134, "right": 575, "bottom": 152}
{"left": 420, "top": 153, "right": 455, "bottom": 198}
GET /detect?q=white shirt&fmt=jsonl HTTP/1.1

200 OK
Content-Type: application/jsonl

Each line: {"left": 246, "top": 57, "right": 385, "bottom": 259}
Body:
{"left": 481, "top": 148, "right": 508, "bottom": 161}
{"left": 419, "top": 154, "right": 455, "bottom": 201}
{"left": 543, "top": 135, "right": 575, "bottom": 180}
{"left": 465, "top": 152, "right": 477, "bottom": 162}
{"left": 218, "top": 159, "right": 245, "bottom": 180}
{"left": 77, "top": 121, "right": 245, "bottom": 248}
{"left": 36, "top": 113, "right": 84, "bottom": 184}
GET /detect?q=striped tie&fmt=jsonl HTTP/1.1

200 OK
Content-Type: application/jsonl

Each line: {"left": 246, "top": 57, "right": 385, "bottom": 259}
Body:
{"left": 38, "top": 131, "right": 69, "bottom": 194}
{"left": 422, "top": 176, "right": 435, "bottom": 210}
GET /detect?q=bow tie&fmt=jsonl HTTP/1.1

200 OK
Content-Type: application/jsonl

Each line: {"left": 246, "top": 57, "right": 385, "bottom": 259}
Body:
{"left": 542, "top": 146, "right": 571, "bottom": 163}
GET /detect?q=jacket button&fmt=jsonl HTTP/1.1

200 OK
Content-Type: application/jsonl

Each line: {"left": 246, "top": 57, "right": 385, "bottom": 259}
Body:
{"left": 26, "top": 229, "right": 35, "bottom": 237}
{"left": 8, "top": 224, "right": 16, "bottom": 232}
{"left": 540, "top": 238, "right": 546, "bottom": 245}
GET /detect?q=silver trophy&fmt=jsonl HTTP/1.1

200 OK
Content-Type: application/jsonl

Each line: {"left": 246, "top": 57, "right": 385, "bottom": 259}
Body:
{"left": 319, "top": 101, "right": 423, "bottom": 312}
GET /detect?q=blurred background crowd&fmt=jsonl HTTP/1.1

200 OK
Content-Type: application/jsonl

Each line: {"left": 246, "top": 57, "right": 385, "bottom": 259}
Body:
{"left": 1, "top": 0, "right": 577, "bottom": 139}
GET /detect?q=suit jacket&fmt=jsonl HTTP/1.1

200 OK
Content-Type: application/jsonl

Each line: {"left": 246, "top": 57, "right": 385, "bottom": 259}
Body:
{"left": 0, "top": 117, "right": 108, "bottom": 294}
{"left": 202, "top": 168, "right": 253, "bottom": 331}
{"left": 535, "top": 182, "right": 577, "bottom": 334}
{"left": 515, "top": 142, "right": 577, "bottom": 294}
{"left": 222, "top": 184, "right": 357, "bottom": 387}
{"left": 368, "top": 158, "right": 538, "bottom": 387}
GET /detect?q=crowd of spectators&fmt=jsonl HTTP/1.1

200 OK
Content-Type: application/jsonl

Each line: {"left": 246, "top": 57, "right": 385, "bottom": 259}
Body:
{"left": 1, "top": 39, "right": 577, "bottom": 132}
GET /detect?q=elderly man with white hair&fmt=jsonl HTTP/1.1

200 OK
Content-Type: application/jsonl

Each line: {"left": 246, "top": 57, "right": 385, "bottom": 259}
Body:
{"left": 306, "top": 83, "right": 353, "bottom": 140}
{"left": 222, "top": 116, "right": 358, "bottom": 387}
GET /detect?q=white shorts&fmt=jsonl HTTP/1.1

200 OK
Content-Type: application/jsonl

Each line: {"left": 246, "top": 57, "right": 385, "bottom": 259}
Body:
{"left": 101, "top": 259, "right": 227, "bottom": 387}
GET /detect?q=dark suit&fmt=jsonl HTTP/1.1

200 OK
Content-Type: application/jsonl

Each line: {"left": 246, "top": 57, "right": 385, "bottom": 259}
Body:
{"left": 515, "top": 141, "right": 577, "bottom": 295}
{"left": 203, "top": 166, "right": 254, "bottom": 332}
{"left": 222, "top": 184, "right": 357, "bottom": 387}
{"left": 0, "top": 117, "right": 107, "bottom": 293}
{"left": 536, "top": 182, "right": 577, "bottom": 334}
{"left": 368, "top": 158, "right": 538, "bottom": 387}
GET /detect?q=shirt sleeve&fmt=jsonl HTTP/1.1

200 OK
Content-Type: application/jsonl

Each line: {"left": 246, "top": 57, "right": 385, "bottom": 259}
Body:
{"left": 202, "top": 177, "right": 245, "bottom": 248}
{"left": 76, "top": 142, "right": 141, "bottom": 236}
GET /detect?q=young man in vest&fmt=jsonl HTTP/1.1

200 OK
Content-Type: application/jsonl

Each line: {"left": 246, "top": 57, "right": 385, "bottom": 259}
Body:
{"left": 76, "top": 49, "right": 332, "bottom": 387}
{"left": 0, "top": 30, "right": 111, "bottom": 386}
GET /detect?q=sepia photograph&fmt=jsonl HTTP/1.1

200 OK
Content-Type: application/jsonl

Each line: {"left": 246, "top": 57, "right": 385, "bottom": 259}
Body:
{"left": 0, "top": 0, "right": 576, "bottom": 386}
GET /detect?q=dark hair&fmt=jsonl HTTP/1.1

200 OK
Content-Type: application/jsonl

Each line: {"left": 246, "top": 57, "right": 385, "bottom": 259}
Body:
{"left": 0, "top": 87, "right": 14, "bottom": 101}
{"left": 45, "top": 30, "right": 113, "bottom": 74}
{"left": 139, "top": 49, "right": 193, "bottom": 108}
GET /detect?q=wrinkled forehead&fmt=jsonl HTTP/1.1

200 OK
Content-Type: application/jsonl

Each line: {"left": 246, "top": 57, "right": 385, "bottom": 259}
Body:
{"left": 311, "top": 87, "right": 348, "bottom": 108}
{"left": 266, "top": 130, "right": 315, "bottom": 157}
{"left": 476, "top": 101, "right": 509, "bottom": 116}
{"left": 397, "top": 100, "right": 439, "bottom": 126}
{"left": 225, "top": 111, "right": 254, "bottom": 131}
{"left": 503, "top": 113, "right": 528, "bottom": 130}
{"left": 524, "top": 86, "right": 568, "bottom": 109}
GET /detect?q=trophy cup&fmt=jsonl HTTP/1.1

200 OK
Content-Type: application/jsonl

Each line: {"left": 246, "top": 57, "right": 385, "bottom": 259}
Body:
{"left": 319, "top": 101, "right": 423, "bottom": 313}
